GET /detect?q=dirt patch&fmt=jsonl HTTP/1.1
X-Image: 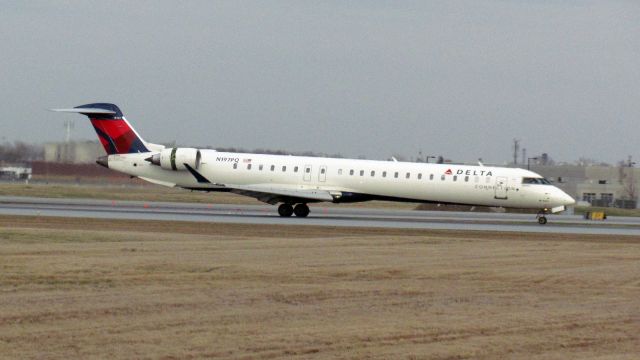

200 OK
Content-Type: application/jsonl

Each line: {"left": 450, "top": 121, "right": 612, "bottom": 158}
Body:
{"left": 1, "top": 216, "right": 639, "bottom": 359}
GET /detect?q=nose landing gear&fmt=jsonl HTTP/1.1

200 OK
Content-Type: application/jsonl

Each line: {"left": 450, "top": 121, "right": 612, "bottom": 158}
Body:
{"left": 536, "top": 209, "right": 548, "bottom": 225}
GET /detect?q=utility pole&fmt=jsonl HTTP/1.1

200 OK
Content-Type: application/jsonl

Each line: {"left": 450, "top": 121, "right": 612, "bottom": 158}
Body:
{"left": 623, "top": 156, "right": 637, "bottom": 204}
{"left": 64, "top": 119, "right": 74, "bottom": 143}
{"left": 513, "top": 139, "right": 519, "bottom": 165}
{"left": 62, "top": 118, "right": 74, "bottom": 163}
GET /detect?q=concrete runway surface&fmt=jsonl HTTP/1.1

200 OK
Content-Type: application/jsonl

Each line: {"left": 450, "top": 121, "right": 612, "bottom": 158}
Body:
{"left": 0, "top": 196, "right": 639, "bottom": 235}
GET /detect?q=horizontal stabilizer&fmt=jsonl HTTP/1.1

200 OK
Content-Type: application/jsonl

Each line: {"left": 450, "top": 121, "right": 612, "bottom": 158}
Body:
{"left": 50, "top": 108, "right": 116, "bottom": 115}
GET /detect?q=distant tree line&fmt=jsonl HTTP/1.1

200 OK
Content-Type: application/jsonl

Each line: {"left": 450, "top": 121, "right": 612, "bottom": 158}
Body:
{"left": 0, "top": 141, "right": 43, "bottom": 163}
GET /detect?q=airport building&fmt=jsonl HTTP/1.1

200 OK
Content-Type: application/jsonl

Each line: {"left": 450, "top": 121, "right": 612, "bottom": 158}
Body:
{"left": 530, "top": 164, "right": 638, "bottom": 208}
{"left": 0, "top": 165, "right": 32, "bottom": 180}
{"left": 44, "top": 141, "right": 105, "bottom": 164}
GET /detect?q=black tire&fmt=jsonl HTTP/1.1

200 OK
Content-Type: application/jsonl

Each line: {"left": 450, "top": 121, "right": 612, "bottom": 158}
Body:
{"left": 278, "top": 204, "right": 293, "bottom": 217}
{"left": 293, "top": 204, "right": 310, "bottom": 218}
{"left": 538, "top": 216, "right": 547, "bottom": 225}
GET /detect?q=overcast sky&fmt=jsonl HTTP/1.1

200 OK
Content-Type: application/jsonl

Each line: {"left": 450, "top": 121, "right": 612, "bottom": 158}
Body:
{"left": 1, "top": 1, "right": 638, "bottom": 164}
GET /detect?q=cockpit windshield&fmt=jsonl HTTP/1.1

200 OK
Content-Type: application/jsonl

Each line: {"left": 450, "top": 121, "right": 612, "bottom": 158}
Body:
{"left": 522, "top": 177, "right": 551, "bottom": 185}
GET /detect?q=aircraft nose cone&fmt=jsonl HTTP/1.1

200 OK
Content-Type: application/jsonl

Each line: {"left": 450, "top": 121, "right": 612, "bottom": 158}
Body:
{"left": 559, "top": 190, "right": 575, "bottom": 206}
{"left": 565, "top": 194, "right": 576, "bottom": 206}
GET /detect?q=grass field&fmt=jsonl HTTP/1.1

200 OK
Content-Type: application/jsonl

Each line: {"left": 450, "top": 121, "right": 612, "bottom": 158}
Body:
{"left": 1, "top": 215, "right": 639, "bottom": 359}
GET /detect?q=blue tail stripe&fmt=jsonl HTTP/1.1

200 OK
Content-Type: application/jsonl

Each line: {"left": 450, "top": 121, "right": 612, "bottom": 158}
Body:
{"left": 75, "top": 103, "right": 123, "bottom": 117}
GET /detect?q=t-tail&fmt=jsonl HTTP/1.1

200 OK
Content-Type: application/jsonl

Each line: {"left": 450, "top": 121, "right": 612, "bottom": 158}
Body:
{"left": 51, "top": 103, "right": 162, "bottom": 155}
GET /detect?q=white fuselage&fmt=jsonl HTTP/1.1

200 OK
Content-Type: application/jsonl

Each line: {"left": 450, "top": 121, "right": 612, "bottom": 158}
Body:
{"left": 106, "top": 150, "right": 575, "bottom": 210}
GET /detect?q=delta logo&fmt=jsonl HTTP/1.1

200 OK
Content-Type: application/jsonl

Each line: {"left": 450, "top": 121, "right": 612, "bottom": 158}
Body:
{"left": 444, "top": 168, "right": 493, "bottom": 176}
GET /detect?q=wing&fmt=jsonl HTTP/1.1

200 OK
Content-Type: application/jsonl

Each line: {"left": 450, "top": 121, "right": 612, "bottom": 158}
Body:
{"left": 228, "top": 184, "right": 334, "bottom": 204}
{"left": 182, "top": 164, "right": 334, "bottom": 204}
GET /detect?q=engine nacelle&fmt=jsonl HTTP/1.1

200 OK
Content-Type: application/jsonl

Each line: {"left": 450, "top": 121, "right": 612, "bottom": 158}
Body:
{"left": 147, "top": 148, "right": 201, "bottom": 171}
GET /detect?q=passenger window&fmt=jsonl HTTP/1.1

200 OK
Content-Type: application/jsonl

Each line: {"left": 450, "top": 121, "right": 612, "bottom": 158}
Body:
{"left": 233, "top": 163, "right": 238, "bottom": 169}
{"left": 394, "top": 172, "right": 399, "bottom": 178}
{"left": 282, "top": 166, "right": 286, "bottom": 172}
{"left": 350, "top": 169, "right": 354, "bottom": 175}
{"left": 270, "top": 165, "right": 275, "bottom": 171}
{"left": 418, "top": 173, "right": 422, "bottom": 180}
{"left": 371, "top": 170, "right": 375, "bottom": 177}
{"left": 382, "top": 171, "right": 387, "bottom": 178}
{"left": 464, "top": 176, "right": 469, "bottom": 182}
{"left": 294, "top": 166, "right": 298, "bottom": 172}
{"left": 247, "top": 164, "right": 252, "bottom": 170}
{"left": 360, "top": 170, "right": 364, "bottom": 176}
{"left": 406, "top": 172, "right": 410, "bottom": 179}
{"left": 453, "top": 175, "right": 457, "bottom": 181}
{"left": 259, "top": 165, "right": 263, "bottom": 171}
{"left": 430, "top": 174, "right": 434, "bottom": 180}
{"left": 441, "top": 175, "right": 445, "bottom": 181}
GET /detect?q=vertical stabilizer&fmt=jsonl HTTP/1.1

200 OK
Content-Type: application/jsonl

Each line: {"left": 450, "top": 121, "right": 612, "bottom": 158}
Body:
{"left": 51, "top": 103, "right": 151, "bottom": 154}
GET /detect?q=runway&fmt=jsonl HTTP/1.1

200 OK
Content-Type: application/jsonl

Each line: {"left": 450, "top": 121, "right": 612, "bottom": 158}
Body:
{"left": 1, "top": 196, "right": 639, "bottom": 235}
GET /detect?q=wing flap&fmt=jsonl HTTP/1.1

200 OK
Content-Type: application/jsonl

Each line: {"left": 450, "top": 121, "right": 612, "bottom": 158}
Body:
{"left": 229, "top": 184, "right": 334, "bottom": 203}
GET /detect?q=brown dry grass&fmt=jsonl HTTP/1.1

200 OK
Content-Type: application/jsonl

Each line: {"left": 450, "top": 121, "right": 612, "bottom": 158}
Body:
{"left": 1, "top": 215, "right": 639, "bottom": 359}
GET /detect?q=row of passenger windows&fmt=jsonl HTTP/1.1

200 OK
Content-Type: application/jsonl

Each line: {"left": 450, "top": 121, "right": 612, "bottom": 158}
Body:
{"left": 233, "top": 163, "right": 310, "bottom": 173}
{"left": 232, "top": 162, "right": 490, "bottom": 183}
{"left": 339, "top": 168, "right": 491, "bottom": 183}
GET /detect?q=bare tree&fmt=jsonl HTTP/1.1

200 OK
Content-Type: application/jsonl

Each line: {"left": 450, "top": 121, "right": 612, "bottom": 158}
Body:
{"left": 624, "top": 170, "right": 637, "bottom": 201}
{"left": 618, "top": 159, "right": 637, "bottom": 201}
{"left": 0, "top": 141, "right": 43, "bottom": 163}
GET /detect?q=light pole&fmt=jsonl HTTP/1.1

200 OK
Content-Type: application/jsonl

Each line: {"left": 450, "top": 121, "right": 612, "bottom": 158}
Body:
{"left": 527, "top": 157, "right": 539, "bottom": 170}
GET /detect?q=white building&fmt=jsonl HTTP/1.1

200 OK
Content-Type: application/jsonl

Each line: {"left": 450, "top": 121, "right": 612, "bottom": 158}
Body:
{"left": 44, "top": 141, "right": 105, "bottom": 164}
{"left": 0, "top": 166, "right": 31, "bottom": 180}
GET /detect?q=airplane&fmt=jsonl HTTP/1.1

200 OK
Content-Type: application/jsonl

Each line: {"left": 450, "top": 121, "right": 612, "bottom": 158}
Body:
{"left": 52, "top": 103, "right": 575, "bottom": 224}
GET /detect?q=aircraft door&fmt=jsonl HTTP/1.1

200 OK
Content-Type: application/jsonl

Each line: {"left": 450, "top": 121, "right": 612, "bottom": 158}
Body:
{"left": 494, "top": 176, "right": 508, "bottom": 199}
{"left": 304, "top": 165, "right": 312, "bottom": 182}
{"left": 319, "top": 166, "right": 327, "bottom": 182}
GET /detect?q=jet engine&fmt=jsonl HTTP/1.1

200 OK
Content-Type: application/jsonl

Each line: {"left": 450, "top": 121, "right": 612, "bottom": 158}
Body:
{"left": 147, "top": 148, "right": 201, "bottom": 171}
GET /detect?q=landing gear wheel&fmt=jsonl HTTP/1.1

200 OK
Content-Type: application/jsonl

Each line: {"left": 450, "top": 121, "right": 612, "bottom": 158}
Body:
{"left": 293, "top": 204, "right": 310, "bottom": 218}
{"left": 278, "top": 204, "right": 293, "bottom": 217}
{"left": 536, "top": 209, "right": 549, "bottom": 225}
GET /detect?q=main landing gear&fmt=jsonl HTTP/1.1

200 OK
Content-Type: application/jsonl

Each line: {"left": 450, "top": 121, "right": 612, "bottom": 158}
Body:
{"left": 277, "top": 203, "right": 310, "bottom": 218}
{"left": 536, "top": 209, "right": 548, "bottom": 225}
